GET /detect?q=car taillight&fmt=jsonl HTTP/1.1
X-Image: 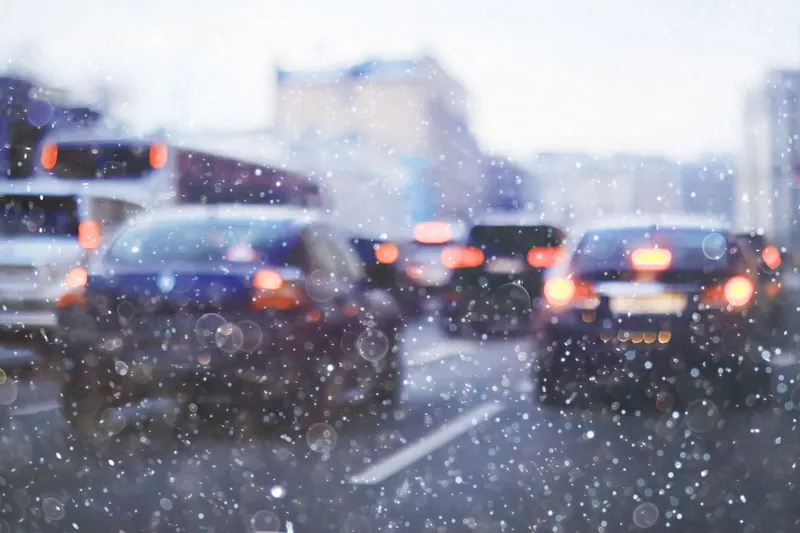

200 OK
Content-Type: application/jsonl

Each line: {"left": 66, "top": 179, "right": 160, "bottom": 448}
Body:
{"left": 527, "top": 246, "right": 563, "bottom": 269}
{"left": 441, "top": 246, "right": 484, "bottom": 269}
{"left": 251, "top": 269, "right": 305, "bottom": 310}
{"left": 78, "top": 220, "right": 101, "bottom": 250}
{"left": 631, "top": 248, "right": 672, "bottom": 271}
{"left": 414, "top": 222, "right": 452, "bottom": 244}
{"left": 543, "top": 277, "right": 599, "bottom": 310}
{"left": 762, "top": 245, "right": 782, "bottom": 271}
{"left": 375, "top": 243, "right": 399, "bottom": 264}
{"left": 58, "top": 267, "right": 88, "bottom": 308}
{"left": 701, "top": 275, "right": 755, "bottom": 310}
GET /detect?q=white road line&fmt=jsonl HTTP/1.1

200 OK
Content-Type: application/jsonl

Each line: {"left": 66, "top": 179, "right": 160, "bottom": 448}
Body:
{"left": 10, "top": 400, "right": 60, "bottom": 417}
{"left": 772, "top": 353, "right": 799, "bottom": 368}
{"left": 406, "top": 341, "right": 475, "bottom": 367}
{"left": 348, "top": 401, "right": 506, "bottom": 485}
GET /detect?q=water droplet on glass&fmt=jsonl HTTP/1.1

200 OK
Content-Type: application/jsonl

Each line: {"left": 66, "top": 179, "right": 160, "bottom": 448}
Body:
{"left": 685, "top": 399, "right": 721, "bottom": 433}
{"left": 114, "top": 360, "right": 129, "bottom": 376}
{"left": 305, "top": 270, "right": 338, "bottom": 302}
{"left": 701, "top": 233, "right": 727, "bottom": 260}
{"left": 632, "top": 502, "right": 659, "bottom": 528}
{"left": 307, "top": 422, "right": 337, "bottom": 453}
{"left": 42, "top": 497, "right": 65, "bottom": 521}
{"left": 237, "top": 320, "right": 264, "bottom": 352}
{"left": 215, "top": 322, "right": 244, "bottom": 353}
{"left": 116, "top": 300, "right": 137, "bottom": 320}
{"left": 356, "top": 329, "right": 390, "bottom": 362}
{"left": 250, "top": 510, "right": 280, "bottom": 533}
{"left": 194, "top": 313, "right": 227, "bottom": 345}
{"left": 491, "top": 283, "right": 531, "bottom": 318}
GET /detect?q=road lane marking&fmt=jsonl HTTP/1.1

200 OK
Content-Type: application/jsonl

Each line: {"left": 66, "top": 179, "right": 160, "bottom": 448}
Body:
{"left": 10, "top": 400, "right": 60, "bottom": 417}
{"left": 406, "top": 341, "right": 475, "bottom": 367}
{"left": 348, "top": 401, "right": 506, "bottom": 485}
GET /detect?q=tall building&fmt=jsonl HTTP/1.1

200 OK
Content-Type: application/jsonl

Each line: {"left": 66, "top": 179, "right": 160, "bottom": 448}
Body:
{"left": 740, "top": 69, "right": 800, "bottom": 248}
{"left": 274, "top": 56, "right": 483, "bottom": 222}
{"left": 680, "top": 154, "right": 736, "bottom": 224}
{"left": 483, "top": 156, "right": 534, "bottom": 211}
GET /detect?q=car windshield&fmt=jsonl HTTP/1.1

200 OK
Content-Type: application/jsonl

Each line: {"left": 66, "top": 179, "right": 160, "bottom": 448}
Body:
{"left": 572, "top": 227, "right": 737, "bottom": 274}
{"left": 468, "top": 225, "right": 564, "bottom": 254}
{"left": 107, "top": 219, "right": 298, "bottom": 265}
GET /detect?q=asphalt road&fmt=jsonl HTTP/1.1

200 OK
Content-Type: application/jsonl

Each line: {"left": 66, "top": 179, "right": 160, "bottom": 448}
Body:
{"left": 1, "top": 309, "right": 800, "bottom": 532}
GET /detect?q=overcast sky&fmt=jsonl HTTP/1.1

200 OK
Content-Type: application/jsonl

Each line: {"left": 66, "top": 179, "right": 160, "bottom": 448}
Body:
{"left": 2, "top": 0, "right": 799, "bottom": 160}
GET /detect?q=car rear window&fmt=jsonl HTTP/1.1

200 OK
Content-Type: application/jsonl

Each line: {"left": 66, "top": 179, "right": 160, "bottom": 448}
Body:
{"left": 467, "top": 225, "right": 565, "bottom": 255}
{"left": 107, "top": 219, "right": 300, "bottom": 265}
{"left": 0, "top": 194, "right": 79, "bottom": 238}
{"left": 572, "top": 228, "right": 740, "bottom": 276}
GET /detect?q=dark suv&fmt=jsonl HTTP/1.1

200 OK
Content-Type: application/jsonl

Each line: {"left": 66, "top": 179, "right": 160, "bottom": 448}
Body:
{"left": 440, "top": 215, "right": 565, "bottom": 336}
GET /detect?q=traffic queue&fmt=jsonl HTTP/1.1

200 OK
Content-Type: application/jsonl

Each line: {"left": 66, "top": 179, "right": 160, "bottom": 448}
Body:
{"left": 0, "top": 128, "right": 794, "bottom": 445}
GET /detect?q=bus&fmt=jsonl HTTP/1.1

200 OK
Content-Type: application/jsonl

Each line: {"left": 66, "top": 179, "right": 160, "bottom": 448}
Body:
{"left": 34, "top": 128, "right": 328, "bottom": 208}
{"left": 0, "top": 128, "right": 326, "bottom": 351}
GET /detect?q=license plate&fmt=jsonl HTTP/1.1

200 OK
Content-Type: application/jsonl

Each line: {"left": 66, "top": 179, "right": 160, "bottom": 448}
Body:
{"left": 610, "top": 294, "right": 687, "bottom": 315}
{"left": 485, "top": 258, "right": 525, "bottom": 274}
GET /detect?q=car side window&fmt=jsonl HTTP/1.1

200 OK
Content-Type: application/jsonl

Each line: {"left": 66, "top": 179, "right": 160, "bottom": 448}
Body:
{"left": 303, "top": 226, "right": 340, "bottom": 274}
{"left": 326, "top": 232, "right": 366, "bottom": 283}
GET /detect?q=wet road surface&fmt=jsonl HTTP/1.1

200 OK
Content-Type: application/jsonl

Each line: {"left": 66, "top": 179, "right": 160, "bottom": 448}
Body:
{"left": 1, "top": 312, "right": 800, "bottom": 532}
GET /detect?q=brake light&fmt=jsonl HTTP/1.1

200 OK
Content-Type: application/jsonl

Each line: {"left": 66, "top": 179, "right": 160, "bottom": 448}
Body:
{"left": 66, "top": 267, "right": 88, "bottom": 289}
{"left": 723, "top": 276, "right": 755, "bottom": 307}
{"left": 150, "top": 142, "right": 168, "bottom": 169}
{"left": 631, "top": 248, "right": 672, "bottom": 271}
{"left": 543, "top": 277, "right": 600, "bottom": 310}
{"left": 41, "top": 143, "right": 58, "bottom": 170}
{"left": 78, "top": 220, "right": 101, "bottom": 250}
{"left": 414, "top": 222, "right": 452, "bottom": 245}
{"left": 253, "top": 269, "right": 283, "bottom": 290}
{"left": 527, "top": 247, "right": 563, "bottom": 269}
{"left": 762, "top": 245, "right": 782, "bottom": 271}
{"left": 58, "top": 267, "right": 88, "bottom": 308}
{"left": 375, "top": 242, "right": 399, "bottom": 264}
{"left": 701, "top": 275, "right": 755, "bottom": 309}
{"left": 251, "top": 269, "right": 306, "bottom": 310}
{"left": 543, "top": 278, "right": 575, "bottom": 307}
{"left": 441, "top": 246, "right": 484, "bottom": 269}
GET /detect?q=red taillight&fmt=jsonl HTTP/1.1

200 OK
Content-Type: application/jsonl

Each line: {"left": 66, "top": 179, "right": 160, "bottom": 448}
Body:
{"left": 150, "top": 142, "right": 168, "bottom": 169}
{"left": 527, "top": 247, "right": 563, "bottom": 269}
{"left": 762, "top": 245, "right": 782, "bottom": 271}
{"left": 543, "top": 277, "right": 599, "bottom": 310}
{"left": 58, "top": 267, "right": 88, "bottom": 308}
{"left": 441, "top": 246, "right": 484, "bottom": 269}
{"left": 631, "top": 248, "right": 672, "bottom": 271}
{"left": 41, "top": 143, "right": 58, "bottom": 170}
{"left": 78, "top": 220, "right": 101, "bottom": 250}
{"left": 375, "top": 242, "right": 399, "bottom": 264}
{"left": 723, "top": 276, "right": 755, "bottom": 307}
{"left": 543, "top": 278, "right": 575, "bottom": 307}
{"left": 253, "top": 270, "right": 283, "bottom": 290}
{"left": 701, "top": 275, "right": 755, "bottom": 309}
{"left": 414, "top": 222, "right": 452, "bottom": 244}
{"left": 251, "top": 270, "right": 307, "bottom": 310}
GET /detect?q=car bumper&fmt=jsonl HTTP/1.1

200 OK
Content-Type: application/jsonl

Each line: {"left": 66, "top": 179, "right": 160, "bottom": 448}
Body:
{"left": 67, "top": 343, "right": 306, "bottom": 408}
{"left": 535, "top": 310, "right": 758, "bottom": 382}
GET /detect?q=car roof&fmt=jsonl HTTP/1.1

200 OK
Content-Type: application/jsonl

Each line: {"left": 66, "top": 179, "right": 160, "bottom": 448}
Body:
{"left": 473, "top": 212, "right": 562, "bottom": 228}
{"left": 576, "top": 214, "right": 732, "bottom": 234}
{"left": 130, "top": 204, "right": 327, "bottom": 227}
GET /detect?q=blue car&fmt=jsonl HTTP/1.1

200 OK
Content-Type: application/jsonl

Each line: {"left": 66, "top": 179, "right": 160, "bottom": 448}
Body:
{"left": 532, "top": 216, "right": 774, "bottom": 408}
{"left": 57, "top": 205, "right": 404, "bottom": 439}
